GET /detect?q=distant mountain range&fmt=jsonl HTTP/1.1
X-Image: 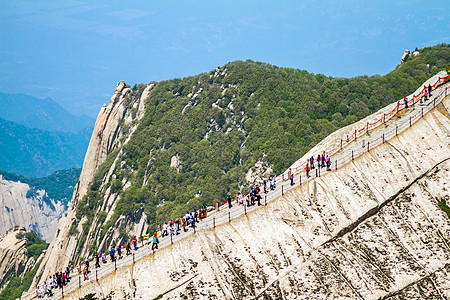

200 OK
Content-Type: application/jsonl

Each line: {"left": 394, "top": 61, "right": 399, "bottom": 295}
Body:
{"left": 0, "top": 93, "right": 93, "bottom": 133}
{"left": 0, "top": 93, "right": 94, "bottom": 177}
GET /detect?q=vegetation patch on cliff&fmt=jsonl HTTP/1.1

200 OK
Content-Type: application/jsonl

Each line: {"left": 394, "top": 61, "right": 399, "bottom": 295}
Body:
{"left": 16, "top": 230, "right": 49, "bottom": 259}
{"left": 0, "top": 261, "right": 42, "bottom": 300}
{"left": 438, "top": 202, "right": 450, "bottom": 219}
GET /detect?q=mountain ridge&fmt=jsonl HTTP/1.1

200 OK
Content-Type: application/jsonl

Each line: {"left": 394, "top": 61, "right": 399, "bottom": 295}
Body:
{"left": 0, "top": 92, "right": 93, "bottom": 134}
{"left": 0, "top": 116, "right": 90, "bottom": 178}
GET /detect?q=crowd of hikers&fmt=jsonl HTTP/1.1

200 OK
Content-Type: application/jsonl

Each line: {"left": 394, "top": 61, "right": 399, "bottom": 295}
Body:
{"left": 35, "top": 152, "right": 335, "bottom": 297}
{"left": 34, "top": 208, "right": 209, "bottom": 298}
{"left": 401, "top": 84, "right": 433, "bottom": 108}
{"left": 35, "top": 268, "right": 71, "bottom": 298}
{"left": 34, "top": 150, "right": 335, "bottom": 298}
{"left": 151, "top": 208, "right": 208, "bottom": 250}
{"left": 304, "top": 151, "right": 332, "bottom": 178}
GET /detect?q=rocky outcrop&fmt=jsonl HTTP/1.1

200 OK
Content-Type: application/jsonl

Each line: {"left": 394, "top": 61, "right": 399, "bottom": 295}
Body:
{"left": 170, "top": 155, "right": 181, "bottom": 171}
{"left": 401, "top": 49, "right": 410, "bottom": 64}
{"left": 245, "top": 159, "right": 272, "bottom": 185}
{"left": 0, "top": 227, "right": 37, "bottom": 291}
{"left": 34, "top": 81, "right": 151, "bottom": 286}
{"left": 0, "top": 176, "right": 65, "bottom": 241}
{"left": 75, "top": 81, "right": 130, "bottom": 200}
{"left": 57, "top": 84, "right": 450, "bottom": 299}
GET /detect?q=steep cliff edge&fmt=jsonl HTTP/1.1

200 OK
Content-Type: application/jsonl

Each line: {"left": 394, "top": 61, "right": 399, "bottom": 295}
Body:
{"left": 33, "top": 80, "right": 151, "bottom": 287}
{"left": 48, "top": 80, "right": 450, "bottom": 299}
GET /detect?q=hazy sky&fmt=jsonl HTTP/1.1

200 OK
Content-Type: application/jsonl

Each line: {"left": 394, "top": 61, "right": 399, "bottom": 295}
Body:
{"left": 0, "top": 0, "right": 448, "bottom": 117}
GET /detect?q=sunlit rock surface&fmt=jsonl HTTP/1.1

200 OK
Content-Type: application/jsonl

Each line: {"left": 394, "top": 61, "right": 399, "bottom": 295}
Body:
{"left": 34, "top": 81, "right": 150, "bottom": 286}
{"left": 0, "top": 177, "right": 64, "bottom": 241}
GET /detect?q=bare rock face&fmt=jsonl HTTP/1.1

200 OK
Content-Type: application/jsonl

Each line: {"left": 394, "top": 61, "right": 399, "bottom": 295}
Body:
{"left": 34, "top": 81, "right": 151, "bottom": 286}
{"left": 401, "top": 49, "right": 410, "bottom": 64}
{"left": 245, "top": 159, "right": 272, "bottom": 186}
{"left": 0, "top": 227, "right": 37, "bottom": 291}
{"left": 0, "top": 177, "right": 65, "bottom": 241}
{"left": 170, "top": 155, "right": 181, "bottom": 171}
{"left": 75, "top": 80, "right": 130, "bottom": 200}
{"left": 57, "top": 84, "right": 450, "bottom": 299}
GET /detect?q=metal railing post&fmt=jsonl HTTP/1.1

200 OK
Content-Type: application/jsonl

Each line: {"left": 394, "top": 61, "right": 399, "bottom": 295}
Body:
{"left": 170, "top": 234, "right": 173, "bottom": 245}
{"left": 335, "top": 160, "right": 337, "bottom": 170}
{"left": 133, "top": 253, "right": 135, "bottom": 264}
{"left": 79, "top": 276, "right": 81, "bottom": 288}
{"left": 368, "top": 142, "right": 370, "bottom": 152}
{"left": 282, "top": 185, "right": 284, "bottom": 195}
{"left": 244, "top": 204, "right": 246, "bottom": 215}
{"left": 396, "top": 126, "right": 398, "bottom": 136}
{"left": 228, "top": 211, "right": 231, "bottom": 223}
{"left": 352, "top": 150, "right": 354, "bottom": 161}
{"left": 265, "top": 195, "right": 267, "bottom": 206}
{"left": 410, "top": 116, "right": 412, "bottom": 127}
{"left": 382, "top": 133, "right": 385, "bottom": 143}
{"left": 213, "top": 217, "right": 215, "bottom": 228}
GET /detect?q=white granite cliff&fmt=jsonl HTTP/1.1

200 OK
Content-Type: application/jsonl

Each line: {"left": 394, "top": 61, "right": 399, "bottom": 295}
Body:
{"left": 33, "top": 81, "right": 152, "bottom": 286}
{"left": 0, "top": 177, "right": 65, "bottom": 241}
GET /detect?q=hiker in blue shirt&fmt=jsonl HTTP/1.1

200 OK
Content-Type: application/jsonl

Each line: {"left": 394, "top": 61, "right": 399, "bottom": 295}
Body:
{"left": 152, "top": 233, "right": 159, "bottom": 250}
{"left": 110, "top": 246, "right": 115, "bottom": 262}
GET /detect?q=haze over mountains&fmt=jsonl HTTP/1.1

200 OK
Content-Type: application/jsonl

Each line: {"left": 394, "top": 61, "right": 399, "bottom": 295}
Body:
{"left": 0, "top": 93, "right": 94, "bottom": 177}
{"left": 0, "top": 93, "right": 93, "bottom": 134}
